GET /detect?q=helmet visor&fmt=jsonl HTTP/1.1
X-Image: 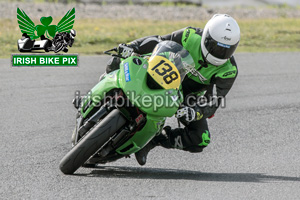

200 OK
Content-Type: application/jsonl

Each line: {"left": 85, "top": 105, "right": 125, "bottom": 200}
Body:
{"left": 204, "top": 30, "right": 239, "bottom": 59}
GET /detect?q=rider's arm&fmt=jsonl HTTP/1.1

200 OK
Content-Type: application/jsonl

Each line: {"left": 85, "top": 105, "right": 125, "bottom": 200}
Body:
{"left": 127, "top": 27, "right": 194, "bottom": 54}
{"left": 69, "top": 38, "right": 74, "bottom": 47}
{"left": 198, "top": 57, "right": 238, "bottom": 119}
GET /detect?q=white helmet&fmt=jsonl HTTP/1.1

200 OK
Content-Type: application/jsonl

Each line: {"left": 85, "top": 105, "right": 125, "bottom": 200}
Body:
{"left": 201, "top": 14, "right": 240, "bottom": 66}
{"left": 70, "top": 29, "right": 76, "bottom": 39}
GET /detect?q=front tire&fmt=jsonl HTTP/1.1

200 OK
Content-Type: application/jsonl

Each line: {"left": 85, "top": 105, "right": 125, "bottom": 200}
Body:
{"left": 59, "top": 109, "right": 126, "bottom": 174}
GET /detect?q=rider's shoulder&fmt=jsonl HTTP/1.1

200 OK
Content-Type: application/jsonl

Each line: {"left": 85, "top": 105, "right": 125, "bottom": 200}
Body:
{"left": 184, "top": 27, "right": 203, "bottom": 36}
{"left": 181, "top": 27, "right": 203, "bottom": 45}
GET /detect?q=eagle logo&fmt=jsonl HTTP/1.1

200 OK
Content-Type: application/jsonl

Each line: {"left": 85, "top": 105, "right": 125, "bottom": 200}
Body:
{"left": 17, "top": 7, "right": 75, "bottom": 40}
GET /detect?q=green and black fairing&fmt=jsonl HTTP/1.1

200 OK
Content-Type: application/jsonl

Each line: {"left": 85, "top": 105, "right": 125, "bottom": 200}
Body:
{"left": 78, "top": 41, "right": 189, "bottom": 156}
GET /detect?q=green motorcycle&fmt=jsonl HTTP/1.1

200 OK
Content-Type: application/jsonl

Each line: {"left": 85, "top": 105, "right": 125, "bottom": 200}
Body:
{"left": 59, "top": 41, "right": 195, "bottom": 174}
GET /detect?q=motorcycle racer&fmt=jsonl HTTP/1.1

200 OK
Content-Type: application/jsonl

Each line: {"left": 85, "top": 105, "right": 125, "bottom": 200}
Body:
{"left": 106, "top": 14, "right": 240, "bottom": 165}
{"left": 51, "top": 29, "right": 76, "bottom": 53}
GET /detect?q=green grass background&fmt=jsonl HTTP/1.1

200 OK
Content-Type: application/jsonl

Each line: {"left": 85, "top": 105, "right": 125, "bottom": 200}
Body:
{"left": 1, "top": 18, "right": 300, "bottom": 58}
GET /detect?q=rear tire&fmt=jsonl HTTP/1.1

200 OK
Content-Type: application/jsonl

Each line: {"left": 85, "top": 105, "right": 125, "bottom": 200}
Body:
{"left": 59, "top": 109, "right": 126, "bottom": 175}
{"left": 44, "top": 43, "right": 50, "bottom": 52}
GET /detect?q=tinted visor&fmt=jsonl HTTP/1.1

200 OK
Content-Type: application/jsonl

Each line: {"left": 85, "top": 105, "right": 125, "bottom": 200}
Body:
{"left": 204, "top": 30, "right": 239, "bottom": 59}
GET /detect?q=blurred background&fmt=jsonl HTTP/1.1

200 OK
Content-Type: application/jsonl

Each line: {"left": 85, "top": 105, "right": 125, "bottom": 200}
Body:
{"left": 1, "top": 0, "right": 300, "bottom": 57}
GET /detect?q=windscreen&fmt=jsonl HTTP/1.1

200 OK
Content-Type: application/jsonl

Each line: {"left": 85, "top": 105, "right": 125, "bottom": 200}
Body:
{"left": 147, "top": 41, "right": 195, "bottom": 90}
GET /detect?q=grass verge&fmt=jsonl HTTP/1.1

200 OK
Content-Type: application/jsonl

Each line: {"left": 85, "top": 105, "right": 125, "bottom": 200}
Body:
{"left": 1, "top": 18, "right": 300, "bottom": 58}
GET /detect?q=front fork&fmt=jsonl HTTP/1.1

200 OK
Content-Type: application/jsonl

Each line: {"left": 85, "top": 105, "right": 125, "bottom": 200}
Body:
{"left": 71, "top": 113, "right": 81, "bottom": 146}
{"left": 71, "top": 90, "right": 148, "bottom": 148}
{"left": 71, "top": 101, "right": 113, "bottom": 146}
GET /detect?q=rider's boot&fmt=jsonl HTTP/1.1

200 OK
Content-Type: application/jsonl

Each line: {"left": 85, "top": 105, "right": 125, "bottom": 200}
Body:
{"left": 63, "top": 47, "right": 69, "bottom": 53}
{"left": 134, "top": 140, "right": 157, "bottom": 166}
{"left": 135, "top": 126, "right": 173, "bottom": 166}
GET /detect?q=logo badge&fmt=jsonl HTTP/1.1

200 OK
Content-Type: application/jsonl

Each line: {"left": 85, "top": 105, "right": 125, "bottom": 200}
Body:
{"left": 133, "top": 58, "right": 142, "bottom": 65}
{"left": 221, "top": 36, "right": 231, "bottom": 41}
{"left": 13, "top": 8, "right": 78, "bottom": 67}
{"left": 124, "top": 62, "right": 131, "bottom": 82}
{"left": 217, "top": 42, "right": 231, "bottom": 49}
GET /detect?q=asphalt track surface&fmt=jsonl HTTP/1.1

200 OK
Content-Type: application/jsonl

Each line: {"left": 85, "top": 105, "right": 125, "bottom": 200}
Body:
{"left": 1, "top": 53, "right": 300, "bottom": 199}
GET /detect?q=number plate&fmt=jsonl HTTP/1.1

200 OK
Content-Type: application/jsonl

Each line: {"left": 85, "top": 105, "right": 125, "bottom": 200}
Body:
{"left": 147, "top": 55, "right": 181, "bottom": 89}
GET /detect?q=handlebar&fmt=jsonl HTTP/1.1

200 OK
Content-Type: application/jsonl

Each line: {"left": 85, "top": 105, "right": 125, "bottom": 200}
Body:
{"left": 104, "top": 47, "right": 149, "bottom": 60}
{"left": 103, "top": 47, "right": 125, "bottom": 58}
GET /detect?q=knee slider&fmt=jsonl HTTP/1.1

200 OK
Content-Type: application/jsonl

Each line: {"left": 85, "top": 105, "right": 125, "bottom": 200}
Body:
{"left": 198, "top": 130, "right": 211, "bottom": 147}
{"left": 186, "top": 145, "right": 205, "bottom": 153}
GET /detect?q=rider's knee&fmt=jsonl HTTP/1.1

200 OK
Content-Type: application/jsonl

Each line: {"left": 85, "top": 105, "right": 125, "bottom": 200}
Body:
{"left": 198, "top": 129, "right": 211, "bottom": 147}
{"left": 186, "top": 129, "right": 211, "bottom": 153}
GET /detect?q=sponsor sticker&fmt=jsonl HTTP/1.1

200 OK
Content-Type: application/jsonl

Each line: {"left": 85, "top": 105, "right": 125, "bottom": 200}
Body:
{"left": 124, "top": 62, "right": 131, "bottom": 82}
{"left": 222, "top": 70, "right": 237, "bottom": 77}
{"left": 133, "top": 58, "right": 142, "bottom": 65}
{"left": 217, "top": 42, "right": 231, "bottom": 49}
{"left": 196, "top": 112, "right": 203, "bottom": 120}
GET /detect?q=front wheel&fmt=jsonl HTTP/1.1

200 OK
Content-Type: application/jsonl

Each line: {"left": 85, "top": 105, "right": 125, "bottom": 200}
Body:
{"left": 59, "top": 109, "right": 126, "bottom": 174}
{"left": 54, "top": 43, "right": 65, "bottom": 53}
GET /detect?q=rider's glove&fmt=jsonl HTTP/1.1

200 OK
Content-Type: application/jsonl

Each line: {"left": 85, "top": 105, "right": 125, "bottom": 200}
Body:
{"left": 117, "top": 43, "right": 134, "bottom": 58}
{"left": 175, "top": 106, "right": 203, "bottom": 122}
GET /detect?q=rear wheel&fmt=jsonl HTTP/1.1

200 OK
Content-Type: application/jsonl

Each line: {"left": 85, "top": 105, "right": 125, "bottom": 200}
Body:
{"left": 59, "top": 109, "right": 126, "bottom": 174}
{"left": 44, "top": 42, "right": 50, "bottom": 52}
